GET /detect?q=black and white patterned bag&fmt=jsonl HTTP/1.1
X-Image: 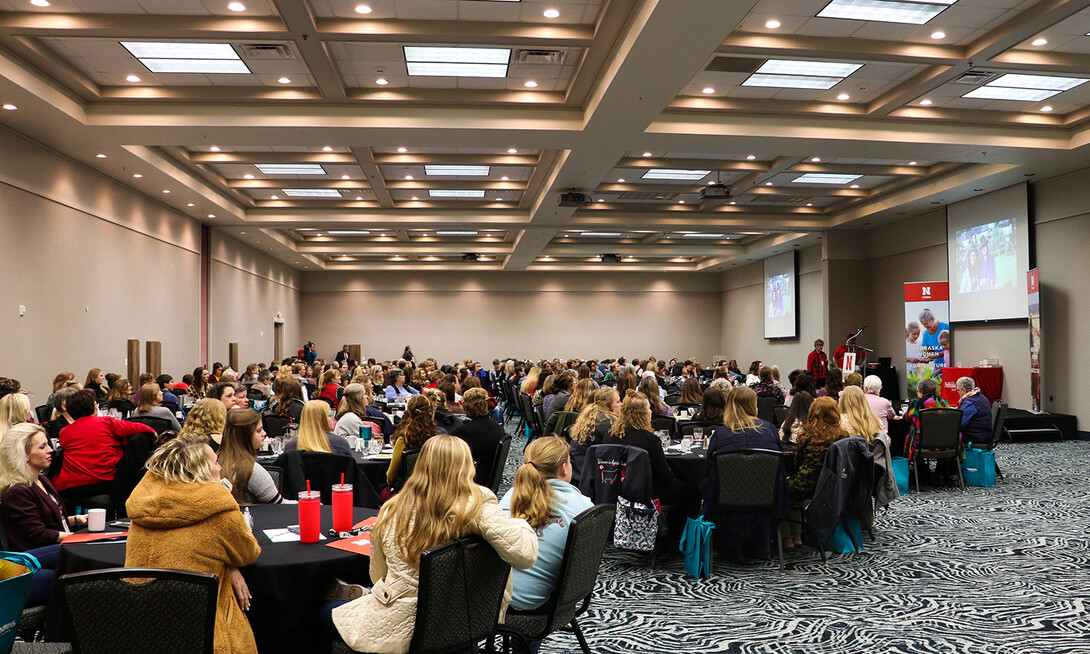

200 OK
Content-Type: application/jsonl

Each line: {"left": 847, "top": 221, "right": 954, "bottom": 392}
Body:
{"left": 613, "top": 496, "right": 658, "bottom": 552}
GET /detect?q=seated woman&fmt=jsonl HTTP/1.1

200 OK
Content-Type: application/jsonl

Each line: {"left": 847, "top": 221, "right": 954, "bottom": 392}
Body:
{"left": 104, "top": 378, "right": 137, "bottom": 416}
{"left": 125, "top": 435, "right": 261, "bottom": 654}
{"left": 188, "top": 367, "right": 210, "bottom": 401}
{"left": 178, "top": 398, "right": 227, "bottom": 451}
{"left": 702, "top": 387, "right": 785, "bottom": 558}
{"left": 691, "top": 387, "right": 727, "bottom": 425}
{"left": 787, "top": 397, "right": 846, "bottom": 547}
{"left": 131, "top": 382, "right": 182, "bottom": 432}
{"left": 818, "top": 368, "right": 845, "bottom": 400}
{"left": 863, "top": 375, "right": 896, "bottom": 432}
{"left": 52, "top": 389, "right": 155, "bottom": 503}
{"left": 284, "top": 400, "right": 353, "bottom": 456}
{"left": 563, "top": 378, "right": 598, "bottom": 414}
{"left": 208, "top": 381, "right": 238, "bottom": 412}
{"left": 451, "top": 388, "right": 505, "bottom": 486}
{"left": 535, "top": 374, "right": 555, "bottom": 409}
{"left": 839, "top": 386, "right": 884, "bottom": 445}
{"left": 218, "top": 408, "right": 283, "bottom": 504}
{"left": 752, "top": 367, "right": 785, "bottom": 403}
{"left": 567, "top": 388, "right": 620, "bottom": 485}
{"left": 0, "top": 423, "right": 89, "bottom": 608}
{"left": 385, "top": 369, "right": 419, "bottom": 403}
{"left": 385, "top": 395, "right": 438, "bottom": 492}
{"left": 903, "top": 377, "right": 949, "bottom": 461}
{"left": 677, "top": 377, "right": 704, "bottom": 406}
{"left": 44, "top": 386, "right": 79, "bottom": 444}
{"left": 781, "top": 372, "right": 817, "bottom": 443}
{"left": 438, "top": 381, "right": 465, "bottom": 416}
{"left": 251, "top": 370, "right": 274, "bottom": 400}
{"left": 84, "top": 368, "right": 107, "bottom": 401}
{"left": 332, "top": 383, "right": 384, "bottom": 443}
{"left": 461, "top": 376, "right": 503, "bottom": 424}
{"left": 500, "top": 436, "right": 593, "bottom": 613}
{"left": 615, "top": 373, "right": 638, "bottom": 402}
{"left": 328, "top": 435, "right": 537, "bottom": 654}
{"left": 604, "top": 391, "right": 678, "bottom": 502}
{"left": 0, "top": 390, "right": 33, "bottom": 434}
{"left": 745, "top": 360, "right": 763, "bottom": 387}
{"left": 637, "top": 375, "right": 673, "bottom": 417}
{"left": 318, "top": 368, "right": 344, "bottom": 409}
{"left": 266, "top": 377, "right": 306, "bottom": 423}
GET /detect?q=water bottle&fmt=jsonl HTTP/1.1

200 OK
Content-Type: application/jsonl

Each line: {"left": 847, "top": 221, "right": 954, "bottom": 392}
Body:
{"left": 360, "top": 424, "right": 371, "bottom": 453}
{"left": 243, "top": 506, "right": 253, "bottom": 532}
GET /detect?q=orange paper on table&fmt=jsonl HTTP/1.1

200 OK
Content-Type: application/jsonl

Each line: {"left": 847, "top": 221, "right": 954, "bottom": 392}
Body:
{"left": 325, "top": 516, "right": 378, "bottom": 556}
{"left": 63, "top": 531, "right": 128, "bottom": 544}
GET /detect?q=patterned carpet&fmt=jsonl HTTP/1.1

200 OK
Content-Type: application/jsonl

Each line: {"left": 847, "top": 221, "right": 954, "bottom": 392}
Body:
{"left": 498, "top": 417, "right": 1090, "bottom": 654}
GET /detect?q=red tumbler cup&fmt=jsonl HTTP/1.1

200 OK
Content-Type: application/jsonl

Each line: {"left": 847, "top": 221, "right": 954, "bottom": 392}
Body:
{"left": 332, "top": 484, "right": 353, "bottom": 534}
{"left": 298, "top": 490, "right": 321, "bottom": 543}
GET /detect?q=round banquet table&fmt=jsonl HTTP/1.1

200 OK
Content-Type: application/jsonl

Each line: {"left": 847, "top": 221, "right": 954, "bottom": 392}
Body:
{"left": 665, "top": 447, "right": 796, "bottom": 489}
{"left": 352, "top": 450, "right": 392, "bottom": 491}
{"left": 51, "top": 503, "right": 377, "bottom": 654}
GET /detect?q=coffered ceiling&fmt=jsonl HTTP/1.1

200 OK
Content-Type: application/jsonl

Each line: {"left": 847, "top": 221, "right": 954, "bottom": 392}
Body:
{"left": 2, "top": 0, "right": 1090, "bottom": 271}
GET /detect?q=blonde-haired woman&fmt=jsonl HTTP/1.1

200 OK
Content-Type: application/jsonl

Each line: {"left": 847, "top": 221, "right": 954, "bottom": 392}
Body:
{"left": 178, "top": 397, "right": 227, "bottom": 450}
{"left": 501, "top": 436, "right": 592, "bottom": 611}
{"left": 85, "top": 368, "right": 107, "bottom": 400}
{"left": 131, "top": 381, "right": 182, "bottom": 432}
{"left": 0, "top": 391, "right": 33, "bottom": 436}
{"left": 563, "top": 378, "right": 598, "bottom": 413}
{"left": 284, "top": 400, "right": 352, "bottom": 456}
{"left": 125, "top": 435, "right": 261, "bottom": 654}
{"left": 519, "top": 366, "right": 542, "bottom": 396}
{"left": 568, "top": 388, "right": 620, "bottom": 484}
{"left": 604, "top": 391, "right": 676, "bottom": 499}
{"left": 329, "top": 435, "right": 538, "bottom": 654}
{"left": 838, "top": 386, "right": 884, "bottom": 445}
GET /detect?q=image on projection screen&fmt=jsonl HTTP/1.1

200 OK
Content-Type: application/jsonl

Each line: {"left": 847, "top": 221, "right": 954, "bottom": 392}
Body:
{"left": 954, "top": 219, "right": 1018, "bottom": 294}
{"left": 766, "top": 273, "right": 793, "bottom": 318}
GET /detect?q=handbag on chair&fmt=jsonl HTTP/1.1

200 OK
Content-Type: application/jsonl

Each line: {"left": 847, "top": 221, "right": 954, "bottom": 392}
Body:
{"left": 0, "top": 551, "right": 40, "bottom": 651}
{"left": 613, "top": 496, "right": 658, "bottom": 552}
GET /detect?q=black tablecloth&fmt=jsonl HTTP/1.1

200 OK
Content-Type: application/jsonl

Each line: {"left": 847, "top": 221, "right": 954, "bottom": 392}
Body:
{"left": 352, "top": 451, "right": 391, "bottom": 491}
{"left": 51, "top": 503, "right": 377, "bottom": 654}
{"left": 665, "top": 449, "right": 708, "bottom": 490}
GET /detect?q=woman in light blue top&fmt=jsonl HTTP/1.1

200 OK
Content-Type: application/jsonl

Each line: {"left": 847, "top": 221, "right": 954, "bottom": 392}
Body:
{"left": 500, "top": 436, "right": 593, "bottom": 611}
{"left": 384, "top": 369, "right": 419, "bottom": 403}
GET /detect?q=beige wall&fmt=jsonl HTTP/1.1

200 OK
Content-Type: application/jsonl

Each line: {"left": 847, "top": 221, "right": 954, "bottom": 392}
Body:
{"left": 208, "top": 231, "right": 302, "bottom": 369}
{"left": 719, "top": 245, "right": 825, "bottom": 373}
{"left": 300, "top": 271, "right": 722, "bottom": 365}
{"left": 0, "top": 127, "right": 201, "bottom": 399}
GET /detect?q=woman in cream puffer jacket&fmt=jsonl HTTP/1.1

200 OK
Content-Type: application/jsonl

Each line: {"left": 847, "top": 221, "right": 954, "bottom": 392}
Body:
{"left": 332, "top": 435, "right": 537, "bottom": 654}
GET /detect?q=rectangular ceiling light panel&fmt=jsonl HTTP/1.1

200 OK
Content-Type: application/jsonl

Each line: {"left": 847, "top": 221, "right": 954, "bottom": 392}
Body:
{"left": 429, "top": 190, "right": 486, "bottom": 198}
{"left": 404, "top": 46, "right": 511, "bottom": 78}
{"left": 424, "top": 165, "right": 491, "bottom": 176}
{"left": 580, "top": 232, "right": 622, "bottom": 237}
{"left": 680, "top": 233, "right": 727, "bottom": 239}
{"left": 988, "top": 74, "right": 1088, "bottom": 91}
{"left": 406, "top": 63, "right": 508, "bottom": 77}
{"left": 436, "top": 231, "right": 480, "bottom": 236}
{"left": 642, "top": 169, "right": 712, "bottom": 180}
{"left": 742, "top": 73, "right": 842, "bottom": 89}
{"left": 961, "top": 87, "right": 1058, "bottom": 101}
{"left": 792, "top": 173, "right": 862, "bottom": 184}
{"left": 121, "top": 42, "right": 240, "bottom": 59}
{"left": 326, "top": 230, "right": 370, "bottom": 235}
{"left": 141, "top": 59, "right": 250, "bottom": 74}
{"left": 757, "top": 59, "right": 862, "bottom": 78}
{"left": 816, "top": 0, "right": 951, "bottom": 25}
{"left": 255, "top": 164, "right": 327, "bottom": 175}
{"left": 282, "top": 188, "right": 344, "bottom": 197}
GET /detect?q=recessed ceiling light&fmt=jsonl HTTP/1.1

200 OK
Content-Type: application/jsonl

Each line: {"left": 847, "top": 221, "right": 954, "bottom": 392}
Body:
{"left": 95, "top": 153, "right": 107, "bottom": 158}
{"left": 850, "top": 184, "right": 860, "bottom": 188}
{"left": 837, "top": 92, "right": 850, "bottom": 100}
{"left": 765, "top": 19, "right": 781, "bottom": 29}
{"left": 920, "top": 98, "right": 933, "bottom": 105}
{"left": 243, "top": 174, "right": 254, "bottom": 179}
{"left": 1032, "top": 38, "right": 1048, "bottom": 46}
{"left": 806, "top": 203, "right": 813, "bottom": 206}
{"left": 425, "top": 165, "right": 489, "bottom": 176}
{"left": 1041, "top": 105, "right": 1054, "bottom": 112}
{"left": 270, "top": 195, "right": 278, "bottom": 199}
{"left": 126, "top": 75, "right": 141, "bottom": 83}
{"left": 429, "top": 189, "right": 486, "bottom": 198}
{"left": 908, "top": 161, "right": 918, "bottom": 165}
{"left": 765, "top": 181, "right": 774, "bottom": 186}
{"left": 209, "top": 145, "right": 220, "bottom": 151}
{"left": 395, "top": 147, "right": 408, "bottom": 154}
{"left": 678, "top": 200, "right": 685, "bottom": 204}
{"left": 543, "top": 8, "right": 560, "bottom": 18}
{"left": 376, "top": 78, "right": 389, "bottom": 85}
{"left": 31, "top": 0, "right": 50, "bottom": 6}
{"left": 930, "top": 31, "right": 945, "bottom": 39}
{"left": 411, "top": 196, "right": 419, "bottom": 200}
{"left": 597, "top": 199, "right": 604, "bottom": 202}
{"left": 132, "top": 173, "right": 143, "bottom": 178}
{"left": 405, "top": 175, "right": 414, "bottom": 180}
{"left": 793, "top": 173, "right": 861, "bottom": 184}
{"left": 404, "top": 46, "right": 511, "bottom": 78}
{"left": 642, "top": 168, "right": 711, "bottom": 180}
{"left": 186, "top": 202, "right": 195, "bottom": 207}
{"left": 642, "top": 152, "right": 653, "bottom": 157}
{"left": 507, "top": 148, "right": 518, "bottom": 154}
{"left": 729, "top": 201, "right": 736, "bottom": 205}
{"left": 208, "top": 214, "right": 216, "bottom": 218}
{"left": 524, "top": 80, "right": 538, "bottom": 88}
{"left": 355, "top": 196, "right": 364, "bottom": 200}
{"left": 495, "top": 197, "right": 503, "bottom": 201}
{"left": 817, "top": 0, "right": 949, "bottom": 25}
{"left": 322, "top": 146, "right": 333, "bottom": 152}
{"left": 810, "top": 157, "right": 821, "bottom": 162}
{"left": 2, "top": 103, "right": 16, "bottom": 110}
{"left": 162, "top": 189, "right": 170, "bottom": 193}
{"left": 281, "top": 188, "right": 343, "bottom": 197}
{"left": 702, "top": 87, "right": 715, "bottom": 94}
{"left": 500, "top": 176, "right": 510, "bottom": 181}
{"left": 746, "top": 155, "right": 756, "bottom": 160}
{"left": 617, "top": 178, "right": 626, "bottom": 182}
{"left": 278, "top": 77, "right": 292, "bottom": 84}
{"left": 355, "top": 4, "right": 372, "bottom": 13}
{"left": 227, "top": 2, "right": 245, "bottom": 11}
{"left": 340, "top": 174, "right": 351, "bottom": 180}
{"left": 256, "top": 163, "right": 326, "bottom": 175}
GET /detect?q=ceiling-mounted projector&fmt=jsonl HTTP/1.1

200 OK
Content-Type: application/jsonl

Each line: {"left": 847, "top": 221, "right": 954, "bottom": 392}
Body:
{"left": 461, "top": 253, "right": 480, "bottom": 262}
{"left": 601, "top": 253, "right": 621, "bottom": 263}
{"left": 699, "top": 183, "right": 732, "bottom": 200}
{"left": 558, "top": 192, "right": 593, "bottom": 207}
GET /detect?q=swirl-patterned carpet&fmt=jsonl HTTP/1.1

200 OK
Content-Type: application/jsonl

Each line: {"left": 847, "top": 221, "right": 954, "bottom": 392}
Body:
{"left": 498, "top": 419, "right": 1090, "bottom": 654}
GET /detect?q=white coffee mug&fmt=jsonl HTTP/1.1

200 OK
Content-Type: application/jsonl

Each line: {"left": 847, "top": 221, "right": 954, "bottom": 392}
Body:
{"left": 87, "top": 508, "right": 107, "bottom": 532}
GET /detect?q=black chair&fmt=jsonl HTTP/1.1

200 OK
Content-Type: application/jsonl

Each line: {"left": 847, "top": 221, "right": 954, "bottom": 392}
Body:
{"left": 712, "top": 448, "right": 789, "bottom": 572}
{"left": 518, "top": 393, "right": 540, "bottom": 441}
{"left": 260, "top": 463, "right": 284, "bottom": 494}
{"left": 980, "top": 400, "right": 1007, "bottom": 480}
{"left": 55, "top": 567, "right": 217, "bottom": 654}
{"left": 126, "top": 415, "right": 172, "bottom": 436}
{"left": 496, "top": 504, "right": 617, "bottom": 654}
{"left": 487, "top": 435, "right": 513, "bottom": 495}
{"left": 912, "top": 408, "right": 965, "bottom": 492}
{"left": 773, "top": 405, "right": 789, "bottom": 429}
{"left": 332, "top": 535, "right": 512, "bottom": 654}
{"left": 663, "top": 394, "right": 682, "bottom": 406}
{"left": 316, "top": 395, "right": 336, "bottom": 408}
{"left": 398, "top": 448, "right": 422, "bottom": 487}
{"left": 679, "top": 420, "right": 720, "bottom": 438}
{"left": 262, "top": 413, "right": 290, "bottom": 439}
{"left": 110, "top": 431, "right": 159, "bottom": 518}
{"left": 160, "top": 400, "right": 180, "bottom": 416}
{"left": 247, "top": 388, "right": 268, "bottom": 402}
{"left": 275, "top": 450, "right": 381, "bottom": 508}
{"left": 650, "top": 415, "right": 676, "bottom": 439}
{"left": 756, "top": 396, "right": 778, "bottom": 423}
{"left": 35, "top": 404, "right": 52, "bottom": 425}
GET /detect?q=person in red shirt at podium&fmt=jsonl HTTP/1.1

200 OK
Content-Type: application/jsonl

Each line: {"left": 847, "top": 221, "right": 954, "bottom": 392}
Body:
{"left": 807, "top": 339, "right": 828, "bottom": 389}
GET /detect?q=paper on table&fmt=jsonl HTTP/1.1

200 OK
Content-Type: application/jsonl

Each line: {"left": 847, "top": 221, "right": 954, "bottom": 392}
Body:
{"left": 263, "top": 527, "right": 326, "bottom": 543}
{"left": 326, "top": 535, "right": 372, "bottom": 556}
{"left": 63, "top": 531, "right": 128, "bottom": 544}
{"left": 352, "top": 516, "right": 378, "bottom": 531}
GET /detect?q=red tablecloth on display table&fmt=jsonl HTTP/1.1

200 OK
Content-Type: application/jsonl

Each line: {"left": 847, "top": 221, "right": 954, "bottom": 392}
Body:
{"left": 941, "top": 366, "right": 1003, "bottom": 405}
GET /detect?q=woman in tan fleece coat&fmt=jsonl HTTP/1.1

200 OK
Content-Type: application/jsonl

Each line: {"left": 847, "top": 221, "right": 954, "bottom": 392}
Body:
{"left": 125, "top": 435, "right": 261, "bottom": 654}
{"left": 331, "top": 435, "right": 538, "bottom": 654}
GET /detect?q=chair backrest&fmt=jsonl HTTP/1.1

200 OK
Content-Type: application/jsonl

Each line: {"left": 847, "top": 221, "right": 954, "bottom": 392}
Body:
{"left": 663, "top": 394, "right": 682, "bottom": 406}
{"left": 518, "top": 393, "right": 538, "bottom": 437}
{"left": 262, "top": 414, "right": 290, "bottom": 438}
{"left": 772, "top": 405, "right": 789, "bottom": 429}
{"left": 247, "top": 388, "right": 267, "bottom": 401}
{"left": 56, "top": 567, "right": 217, "bottom": 654}
{"left": 650, "top": 415, "right": 675, "bottom": 438}
{"left": 316, "top": 395, "right": 336, "bottom": 408}
{"left": 160, "top": 400, "right": 180, "bottom": 415}
{"left": 712, "top": 448, "right": 783, "bottom": 511}
{"left": 540, "top": 504, "right": 616, "bottom": 633}
{"left": 409, "top": 535, "right": 511, "bottom": 654}
{"left": 679, "top": 421, "right": 720, "bottom": 437}
{"left": 917, "top": 408, "right": 963, "bottom": 451}
{"left": 487, "top": 435, "right": 513, "bottom": 494}
{"left": 125, "top": 416, "right": 172, "bottom": 436}
{"left": 110, "top": 431, "right": 159, "bottom": 517}
{"left": 989, "top": 400, "right": 1008, "bottom": 447}
{"left": 35, "top": 404, "right": 51, "bottom": 425}
{"left": 261, "top": 464, "right": 283, "bottom": 493}
{"left": 756, "top": 396, "right": 778, "bottom": 423}
{"left": 401, "top": 448, "right": 422, "bottom": 483}
{"left": 578, "top": 445, "right": 654, "bottom": 507}
{"left": 276, "top": 451, "right": 381, "bottom": 508}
